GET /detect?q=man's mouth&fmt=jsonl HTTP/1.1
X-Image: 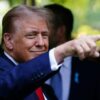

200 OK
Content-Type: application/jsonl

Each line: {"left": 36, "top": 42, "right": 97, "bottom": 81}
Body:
{"left": 30, "top": 51, "right": 46, "bottom": 54}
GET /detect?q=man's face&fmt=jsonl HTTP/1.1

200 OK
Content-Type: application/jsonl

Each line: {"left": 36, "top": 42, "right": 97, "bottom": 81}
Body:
{"left": 9, "top": 16, "right": 49, "bottom": 62}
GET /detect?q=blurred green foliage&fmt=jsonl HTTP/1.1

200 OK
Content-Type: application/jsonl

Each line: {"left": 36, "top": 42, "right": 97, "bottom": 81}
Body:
{"left": 8, "top": 0, "right": 24, "bottom": 6}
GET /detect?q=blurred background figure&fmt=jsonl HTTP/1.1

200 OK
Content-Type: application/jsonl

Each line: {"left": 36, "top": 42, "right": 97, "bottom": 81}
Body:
{"left": 44, "top": 3, "right": 73, "bottom": 49}
{"left": 44, "top": 3, "right": 100, "bottom": 100}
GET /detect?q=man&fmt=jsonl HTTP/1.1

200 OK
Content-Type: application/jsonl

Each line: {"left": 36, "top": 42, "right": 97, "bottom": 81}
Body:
{"left": 0, "top": 5, "right": 57, "bottom": 100}
{"left": 0, "top": 4, "right": 100, "bottom": 100}
{"left": 45, "top": 4, "right": 100, "bottom": 100}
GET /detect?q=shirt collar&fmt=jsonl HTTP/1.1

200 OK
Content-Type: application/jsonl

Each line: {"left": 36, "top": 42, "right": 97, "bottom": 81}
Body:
{"left": 4, "top": 51, "right": 18, "bottom": 65}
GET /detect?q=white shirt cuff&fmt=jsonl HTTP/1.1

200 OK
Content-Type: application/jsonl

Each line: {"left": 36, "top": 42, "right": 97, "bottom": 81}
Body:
{"left": 49, "top": 48, "right": 62, "bottom": 71}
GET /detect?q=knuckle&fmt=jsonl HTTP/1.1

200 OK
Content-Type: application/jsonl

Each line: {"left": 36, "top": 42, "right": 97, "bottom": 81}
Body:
{"left": 92, "top": 44, "right": 96, "bottom": 48}
{"left": 78, "top": 50, "right": 84, "bottom": 55}
{"left": 86, "top": 48, "right": 91, "bottom": 53}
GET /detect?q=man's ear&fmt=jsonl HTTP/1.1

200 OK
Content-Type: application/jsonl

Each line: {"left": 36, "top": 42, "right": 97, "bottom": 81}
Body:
{"left": 3, "top": 33, "right": 13, "bottom": 50}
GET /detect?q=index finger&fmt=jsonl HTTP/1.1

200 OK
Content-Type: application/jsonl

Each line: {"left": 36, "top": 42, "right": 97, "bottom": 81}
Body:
{"left": 89, "top": 35, "right": 100, "bottom": 42}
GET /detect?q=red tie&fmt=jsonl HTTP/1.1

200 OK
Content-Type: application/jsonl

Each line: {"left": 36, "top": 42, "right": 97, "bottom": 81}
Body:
{"left": 35, "top": 87, "right": 44, "bottom": 100}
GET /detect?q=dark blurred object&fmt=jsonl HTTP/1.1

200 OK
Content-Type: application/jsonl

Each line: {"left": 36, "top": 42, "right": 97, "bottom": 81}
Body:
{"left": 0, "top": 45, "right": 3, "bottom": 54}
{"left": 42, "top": 84, "right": 58, "bottom": 100}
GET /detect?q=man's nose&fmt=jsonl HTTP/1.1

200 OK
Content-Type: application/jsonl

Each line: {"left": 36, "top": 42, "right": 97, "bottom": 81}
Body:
{"left": 36, "top": 34, "right": 44, "bottom": 46}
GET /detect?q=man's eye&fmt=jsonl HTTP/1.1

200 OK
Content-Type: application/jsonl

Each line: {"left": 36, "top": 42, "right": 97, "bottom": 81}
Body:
{"left": 43, "top": 35, "right": 48, "bottom": 39}
{"left": 42, "top": 33, "right": 49, "bottom": 39}
{"left": 26, "top": 34, "right": 37, "bottom": 39}
{"left": 25, "top": 32, "right": 38, "bottom": 39}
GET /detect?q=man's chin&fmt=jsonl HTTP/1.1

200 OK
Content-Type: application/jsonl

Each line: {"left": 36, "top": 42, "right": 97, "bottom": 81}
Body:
{"left": 29, "top": 51, "right": 46, "bottom": 59}
{"left": 31, "top": 53, "right": 44, "bottom": 58}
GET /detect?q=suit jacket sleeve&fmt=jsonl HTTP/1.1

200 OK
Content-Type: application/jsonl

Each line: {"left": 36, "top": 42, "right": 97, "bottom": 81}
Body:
{"left": 0, "top": 52, "right": 55, "bottom": 99}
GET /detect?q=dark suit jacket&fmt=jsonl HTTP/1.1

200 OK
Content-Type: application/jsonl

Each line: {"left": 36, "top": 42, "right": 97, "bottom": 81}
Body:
{"left": 69, "top": 57, "right": 100, "bottom": 100}
{"left": 0, "top": 52, "right": 57, "bottom": 100}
